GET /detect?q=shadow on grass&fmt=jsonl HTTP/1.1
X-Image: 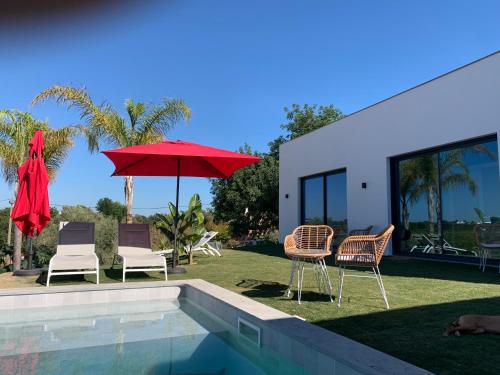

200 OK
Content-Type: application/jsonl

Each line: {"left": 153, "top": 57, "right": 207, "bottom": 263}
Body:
{"left": 237, "top": 278, "right": 334, "bottom": 302}
{"left": 314, "top": 296, "right": 500, "bottom": 375}
{"left": 380, "top": 256, "right": 500, "bottom": 285}
{"left": 104, "top": 268, "right": 165, "bottom": 282}
{"left": 230, "top": 243, "right": 288, "bottom": 260}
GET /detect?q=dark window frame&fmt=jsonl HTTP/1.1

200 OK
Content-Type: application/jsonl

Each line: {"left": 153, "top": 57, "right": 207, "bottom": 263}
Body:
{"left": 390, "top": 134, "right": 498, "bottom": 259}
{"left": 300, "top": 168, "right": 347, "bottom": 225}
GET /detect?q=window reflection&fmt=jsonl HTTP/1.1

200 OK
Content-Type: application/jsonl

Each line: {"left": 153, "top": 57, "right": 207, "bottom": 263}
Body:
{"left": 301, "top": 170, "right": 347, "bottom": 235}
{"left": 396, "top": 138, "right": 500, "bottom": 258}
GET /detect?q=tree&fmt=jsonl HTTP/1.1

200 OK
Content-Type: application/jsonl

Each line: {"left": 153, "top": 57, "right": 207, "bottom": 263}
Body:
{"left": 33, "top": 86, "right": 191, "bottom": 223}
{"left": 268, "top": 104, "right": 343, "bottom": 159}
{"left": 211, "top": 104, "right": 342, "bottom": 239}
{"left": 0, "top": 110, "right": 77, "bottom": 271}
{"left": 155, "top": 194, "right": 205, "bottom": 265}
{"left": 96, "top": 197, "right": 126, "bottom": 222}
{"left": 211, "top": 145, "right": 279, "bottom": 237}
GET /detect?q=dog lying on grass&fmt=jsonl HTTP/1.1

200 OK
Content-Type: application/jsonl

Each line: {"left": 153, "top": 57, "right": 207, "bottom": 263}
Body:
{"left": 444, "top": 315, "right": 500, "bottom": 336}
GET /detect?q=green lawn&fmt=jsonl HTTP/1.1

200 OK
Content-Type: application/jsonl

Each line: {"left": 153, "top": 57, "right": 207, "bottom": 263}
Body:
{"left": 5, "top": 245, "right": 500, "bottom": 375}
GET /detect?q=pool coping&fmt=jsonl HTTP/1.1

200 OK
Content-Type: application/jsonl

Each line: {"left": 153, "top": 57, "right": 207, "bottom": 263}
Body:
{"left": 0, "top": 280, "right": 433, "bottom": 375}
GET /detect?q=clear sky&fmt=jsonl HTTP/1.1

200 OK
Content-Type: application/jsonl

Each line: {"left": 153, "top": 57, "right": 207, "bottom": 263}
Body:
{"left": 0, "top": 0, "right": 499, "bottom": 215}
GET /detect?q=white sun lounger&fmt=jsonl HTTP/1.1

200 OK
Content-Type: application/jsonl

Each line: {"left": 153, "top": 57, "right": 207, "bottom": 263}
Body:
{"left": 47, "top": 222, "right": 99, "bottom": 287}
{"left": 116, "top": 223, "right": 167, "bottom": 283}
{"left": 185, "top": 231, "right": 221, "bottom": 257}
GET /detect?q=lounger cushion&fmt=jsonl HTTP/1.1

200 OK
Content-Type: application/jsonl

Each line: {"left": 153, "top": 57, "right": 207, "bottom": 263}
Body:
{"left": 50, "top": 254, "right": 98, "bottom": 270}
{"left": 121, "top": 254, "right": 165, "bottom": 268}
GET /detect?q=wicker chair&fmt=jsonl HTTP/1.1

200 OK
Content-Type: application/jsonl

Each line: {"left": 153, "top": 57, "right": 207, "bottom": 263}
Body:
{"left": 284, "top": 225, "right": 334, "bottom": 304}
{"left": 335, "top": 224, "right": 394, "bottom": 309}
{"left": 474, "top": 224, "right": 500, "bottom": 272}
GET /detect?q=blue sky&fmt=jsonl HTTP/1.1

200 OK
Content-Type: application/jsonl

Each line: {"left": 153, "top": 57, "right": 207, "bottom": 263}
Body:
{"left": 1, "top": 0, "right": 499, "bottom": 215}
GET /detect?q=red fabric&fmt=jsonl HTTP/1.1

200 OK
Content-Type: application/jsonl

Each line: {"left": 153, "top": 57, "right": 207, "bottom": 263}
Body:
{"left": 102, "top": 140, "right": 261, "bottom": 178}
{"left": 11, "top": 131, "right": 51, "bottom": 236}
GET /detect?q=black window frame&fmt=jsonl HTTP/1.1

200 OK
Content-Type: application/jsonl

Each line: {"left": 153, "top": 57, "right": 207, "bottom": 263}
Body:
{"left": 300, "top": 168, "right": 347, "bottom": 226}
{"left": 390, "top": 133, "right": 499, "bottom": 263}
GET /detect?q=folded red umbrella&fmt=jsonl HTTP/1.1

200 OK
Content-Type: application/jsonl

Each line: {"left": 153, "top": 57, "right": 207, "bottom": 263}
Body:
{"left": 11, "top": 130, "right": 51, "bottom": 237}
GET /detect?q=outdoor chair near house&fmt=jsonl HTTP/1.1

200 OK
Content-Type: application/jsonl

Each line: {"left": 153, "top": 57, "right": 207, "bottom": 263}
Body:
{"left": 475, "top": 224, "right": 500, "bottom": 272}
{"left": 114, "top": 223, "right": 167, "bottom": 282}
{"left": 284, "top": 225, "right": 334, "bottom": 304}
{"left": 47, "top": 222, "right": 99, "bottom": 287}
{"left": 184, "top": 231, "right": 222, "bottom": 256}
{"left": 409, "top": 233, "right": 433, "bottom": 253}
{"left": 427, "top": 233, "right": 475, "bottom": 256}
{"left": 335, "top": 224, "right": 394, "bottom": 309}
{"left": 348, "top": 225, "right": 373, "bottom": 236}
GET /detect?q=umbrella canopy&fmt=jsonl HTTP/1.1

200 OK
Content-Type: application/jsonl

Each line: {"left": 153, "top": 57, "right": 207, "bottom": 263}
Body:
{"left": 11, "top": 130, "right": 51, "bottom": 237}
{"left": 102, "top": 140, "right": 261, "bottom": 177}
{"left": 102, "top": 140, "right": 261, "bottom": 271}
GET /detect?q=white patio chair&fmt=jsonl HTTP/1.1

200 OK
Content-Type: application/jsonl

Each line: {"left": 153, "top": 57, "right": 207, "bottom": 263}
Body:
{"left": 47, "top": 222, "right": 99, "bottom": 287}
{"left": 184, "top": 231, "right": 221, "bottom": 256}
{"left": 115, "top": 223, "right": 167, "bottom": 282}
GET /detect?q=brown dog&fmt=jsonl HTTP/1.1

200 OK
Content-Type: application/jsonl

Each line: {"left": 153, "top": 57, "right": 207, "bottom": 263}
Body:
{"left": 444, "top": 315, "right": 500, "bottom": 336}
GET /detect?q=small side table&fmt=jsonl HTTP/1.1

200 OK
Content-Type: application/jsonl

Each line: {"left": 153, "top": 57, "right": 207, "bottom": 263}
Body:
{"left": 478, "top": 242, "right": 500, "bottom": 272}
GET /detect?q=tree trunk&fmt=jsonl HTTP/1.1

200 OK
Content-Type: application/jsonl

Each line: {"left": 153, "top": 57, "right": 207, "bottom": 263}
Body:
{"left": 13, "top": 225, "right": 22, "bottom": 271}
{"left": 7, "top": 202, "right": 13, "bottom": 246}
{"left": 188, "top": 251, "right": 193, "bottom": 265}
{"left": 124, "top": 176, "right": 133, "bottom": 224}
{"left": 12, "top": 181, "right": 22, "bottom": 271}
{"left": 427, "top": 185, "right": 436, "bottom": 234}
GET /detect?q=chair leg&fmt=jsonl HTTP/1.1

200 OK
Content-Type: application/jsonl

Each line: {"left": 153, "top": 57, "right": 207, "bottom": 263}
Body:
{"left": 286, "top": 259, "right": 297, "bottom": 297}
{"left": 337, "top": 265, "right": 345, "bottom": 307}
{"left": 297, "top": 261, "right": 305, "bottom": 304}
{"left": 46, "top": 269, "right": 51, "bottom": 287}
{"left": 319, "top": 258, "right": 333, "bottom": 302}
{"left": 122, "top": 260, "right": 126, "bottom": 283}
{"left": 312, "top": 260, "right": 321, "bottom": 294}
{"left": 374, "top": 266, "right": 389, "bottom": 309}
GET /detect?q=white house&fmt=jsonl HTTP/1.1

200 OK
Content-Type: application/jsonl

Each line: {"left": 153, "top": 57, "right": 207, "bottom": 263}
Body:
{"left": 279, "top": 51, "right": 500, "bottom": 259}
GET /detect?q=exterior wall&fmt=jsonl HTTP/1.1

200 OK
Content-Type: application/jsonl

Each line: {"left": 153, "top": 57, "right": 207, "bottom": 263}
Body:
{"left": 279, "top": 52, "right": 500, "bottom": 254}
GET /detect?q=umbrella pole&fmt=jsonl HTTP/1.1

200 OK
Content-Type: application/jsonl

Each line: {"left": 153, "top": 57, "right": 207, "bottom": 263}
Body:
{"left": 173, "top": 158, "right": 180, "bottom": 268}
{"left": 27, "top": 236, "right": 33, "bottom": 270}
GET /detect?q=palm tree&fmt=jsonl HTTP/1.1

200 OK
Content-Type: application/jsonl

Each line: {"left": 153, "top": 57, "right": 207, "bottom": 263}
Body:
{"left": 0, "top": 110, "right": 77, "bottom": 271}
{"left": 33, "top": 86, "right": 191, "bottom": 223}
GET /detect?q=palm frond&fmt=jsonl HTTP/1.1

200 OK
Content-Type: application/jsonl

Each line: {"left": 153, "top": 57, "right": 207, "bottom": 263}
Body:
{"left": 32, "top": 85, "right": 118, "bottom": 153}
{"left": 138, "top": 98, "right": 191, "bottom": 142}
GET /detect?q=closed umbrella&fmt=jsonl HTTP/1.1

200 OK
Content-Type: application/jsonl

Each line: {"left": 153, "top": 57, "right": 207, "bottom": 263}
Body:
{"left": 11, "top": 130, "right": 51, "bottom": 271}
{"left": 103, "top": 140, "right": 261, "bottom": 272}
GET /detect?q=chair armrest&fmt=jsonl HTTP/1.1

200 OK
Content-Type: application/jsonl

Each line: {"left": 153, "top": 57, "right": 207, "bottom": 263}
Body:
{"left": 284, "top": 235, "right": 296, "bottom": 251}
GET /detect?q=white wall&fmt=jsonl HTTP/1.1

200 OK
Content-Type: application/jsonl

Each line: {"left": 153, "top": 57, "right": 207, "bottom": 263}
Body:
{"left": 279, "top": 52, "right": 500, "bottom": 254}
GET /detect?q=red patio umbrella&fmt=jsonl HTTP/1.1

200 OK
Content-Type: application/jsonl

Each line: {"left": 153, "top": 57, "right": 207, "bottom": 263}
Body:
{"left": 11, "top": 130, "right": 51, "bottom": 270}
{"left": 103, "top": 140, "right": 261, "bottom": 271}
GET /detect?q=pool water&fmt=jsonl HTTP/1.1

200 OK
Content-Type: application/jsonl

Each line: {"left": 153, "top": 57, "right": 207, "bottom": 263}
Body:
{"left": 0, "top": 298, "right": 308, "bottom": 375}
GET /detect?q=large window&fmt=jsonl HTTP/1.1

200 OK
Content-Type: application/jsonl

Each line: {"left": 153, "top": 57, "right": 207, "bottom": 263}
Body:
{"left": 392, "top": 136, "right": 500, "bottom": 259}
{"left": 301, "top": 170, "right": 347, "bottom": 234}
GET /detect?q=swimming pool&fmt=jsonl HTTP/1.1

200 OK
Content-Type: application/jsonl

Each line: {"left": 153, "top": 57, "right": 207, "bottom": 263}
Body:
{"left": 0, "top": 281, "right": 431, "bottom": 375}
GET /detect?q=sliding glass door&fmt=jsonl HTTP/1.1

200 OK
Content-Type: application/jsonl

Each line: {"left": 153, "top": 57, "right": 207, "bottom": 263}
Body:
{"left": 301, "top": 169, "right": 347, "bottom": 235}
{"left": 393, "top": 137, "right": 500, "bottom": 259}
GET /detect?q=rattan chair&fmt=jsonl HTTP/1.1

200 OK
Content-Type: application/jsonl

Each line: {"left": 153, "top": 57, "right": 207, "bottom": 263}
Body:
{"left": 335, "top": 224, "right": 394, "bottom": 309}
{"left": 284, "top": 225, "right": 334, "bottom": 304}
{"left": 475, "top": 224, "right": 500, "bottom": 272}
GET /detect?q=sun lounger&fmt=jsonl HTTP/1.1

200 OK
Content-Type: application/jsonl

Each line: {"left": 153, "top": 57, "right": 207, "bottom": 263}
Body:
{"left": 185, "top": 231, "right": 221, "bottom": 256}
{"left": 116, "top": 223, "right": 167, "bottom": 282}
{"left": 47, "top": 222, "right": 99, "bottom": 287}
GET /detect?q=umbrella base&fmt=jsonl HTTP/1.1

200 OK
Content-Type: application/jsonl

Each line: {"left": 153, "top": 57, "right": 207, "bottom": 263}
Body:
{"left": 13, "top": 268, "right": 45, "bottom": 277}
{"left": 167, "top": 266, "right": 187, "bottom": 274}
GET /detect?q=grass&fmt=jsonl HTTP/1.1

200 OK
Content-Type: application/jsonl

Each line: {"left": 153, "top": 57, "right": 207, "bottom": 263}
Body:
{"left": 2, "top": 245, "right": 500, "bottom": 374}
